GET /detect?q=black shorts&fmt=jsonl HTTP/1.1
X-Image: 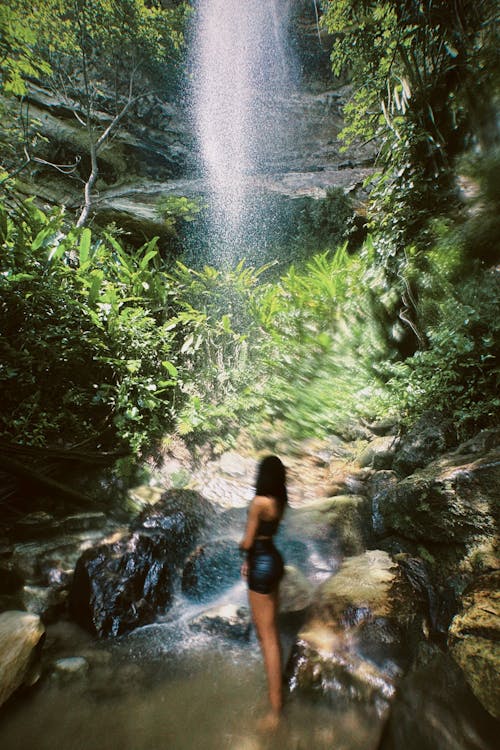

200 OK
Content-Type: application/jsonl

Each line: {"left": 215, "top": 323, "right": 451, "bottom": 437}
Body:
{"left": 248, "top": 539, "right": 284, "bottom": 594}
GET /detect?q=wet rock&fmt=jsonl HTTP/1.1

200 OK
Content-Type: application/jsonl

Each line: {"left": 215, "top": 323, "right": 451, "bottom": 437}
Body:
{"left": 280, "top": 565, "right": 314, "bottom": 614}
{"left": 368, "top": 470, "right": 398, "bottom": 536}
{"left": 287, "top": 629, "right": 399, "bottom": 715}
{"left": 69, "top": 530, "right": 175, "bottom": 638}
{"left": 285, "top": 550, "right": 419, "bottom": 723}
{"left": 181, "top": 540, "right": 241, "bottom": 600}
{"left": 132, "top": 488, "right": 215, "bottom": 546}
{"left": 52, "top": 656, "right": 89, "bottom": 681}
{"left": 70, "top": 490, "right": 212, "bottom": 637}
{"left": 448, "top": 571, "right": 500, "bottom": 719}
{"left": 0, "top": 611, "right": 45, "bottom": 707}
{"left": 379, "top": 447, "right": 500, "bottom": 544}
{"left": 189, "top": 603, "right": 251, "bottom": 641}
{"left": 313, "top": 550, "right": 416, "bottom": 632}
{"left": 392, "top": 411, "right": 456, "bottom": 477}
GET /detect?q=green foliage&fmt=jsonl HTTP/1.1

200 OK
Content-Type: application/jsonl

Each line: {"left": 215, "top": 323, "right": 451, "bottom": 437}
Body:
{"left": 0, "top": 199, "right": 178, "bottom": 452}
{"left": 253, "top": 245, "right": 386, "bottom": 438}
{"left": 384, "top": 269, "right": 500, "bottom": 435}
{"left": 0, "top": 1, "right": 52, "bottom": 95}
{"left": 459, "top": 149, "right": 500, "bottom": 264}
{"left": 322, "top": 0, "right": 500, "bottom": 250}
{"left": 292, "top": 188, "right": 356, "bottom": 257}
{"left": 37, "top": 0, "right": 189, "bottom": 92}
{"left": 166, "top": 260, "right": 271, "bottom": 444}
{"left": 156, "top": 195, "right": 203, "bottom": 236}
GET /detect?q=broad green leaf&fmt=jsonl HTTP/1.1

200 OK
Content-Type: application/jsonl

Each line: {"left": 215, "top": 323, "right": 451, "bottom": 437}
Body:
{"left": 79, "top": 228, "right": 92, "bottom": 264}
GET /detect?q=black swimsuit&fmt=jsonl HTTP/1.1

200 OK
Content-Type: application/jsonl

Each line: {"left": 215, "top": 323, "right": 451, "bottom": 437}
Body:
{"left": 248, "top": 517, "right": 284, "bottom": 595}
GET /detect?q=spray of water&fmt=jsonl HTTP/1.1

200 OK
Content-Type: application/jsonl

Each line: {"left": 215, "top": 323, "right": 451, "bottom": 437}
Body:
{"left": 190, "top": 0, "right": 296, "bottom": 265}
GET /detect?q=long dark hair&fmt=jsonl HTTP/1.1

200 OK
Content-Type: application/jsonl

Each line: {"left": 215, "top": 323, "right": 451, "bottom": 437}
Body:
{"left": 255, "top": 455, "right": 288, "bottom": 513}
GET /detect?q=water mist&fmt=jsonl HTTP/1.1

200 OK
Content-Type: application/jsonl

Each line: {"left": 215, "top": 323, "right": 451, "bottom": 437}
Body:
{"left": 190, "top": 0, "right": 297, "bottom": 265}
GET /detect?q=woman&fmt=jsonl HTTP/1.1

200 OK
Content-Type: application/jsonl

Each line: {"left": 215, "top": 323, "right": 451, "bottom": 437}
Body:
{"left": 239, "top": 455, "right": 287, "bottom": 731}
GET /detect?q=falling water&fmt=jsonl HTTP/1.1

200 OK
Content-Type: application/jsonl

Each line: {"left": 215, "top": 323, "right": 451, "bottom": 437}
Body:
{"left": 190, "top": 0, "right": 296, "bottom": 264}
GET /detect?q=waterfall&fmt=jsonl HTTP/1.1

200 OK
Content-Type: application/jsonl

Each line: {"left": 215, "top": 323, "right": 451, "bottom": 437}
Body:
{"left": 190, "top": 0, "right": 296, "bottom": 265}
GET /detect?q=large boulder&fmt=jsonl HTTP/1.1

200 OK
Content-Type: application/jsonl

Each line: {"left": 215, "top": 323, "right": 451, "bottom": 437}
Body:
{"left": 357, "top": 435, "right": 398, "bottom": 470}
{"left": 70, "top": 490, "right": 212, "bottom": 637}
{"left": 378, "top": 643, "right": 499, "bottom": 750}
{"left": 286, "top": 551, "right": 420, "bottom": 721}
{"left": 448, "top": 571, "right": 500, "bottom": 719}
{"left": 0, "top": 611, "right": 45, "bottom": 707}
{"left": 379, "top": 446, "right": 500, "bottom": 545}
{"left": 287, "top": 495, "right": 371, "bottom": 556}
{"left": 312, "top": 550, "right": 416, "bottom": 634}
{"left": 392, "top": 411, "right": 456, "bottom": 477}
{"left": 69, "top": 529, "right": 175, "bottom": 637}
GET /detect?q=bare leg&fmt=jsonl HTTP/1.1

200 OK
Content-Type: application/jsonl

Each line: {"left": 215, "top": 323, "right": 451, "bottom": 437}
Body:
{"left": 249, "top": 588, "right": 282, "bottom": 728}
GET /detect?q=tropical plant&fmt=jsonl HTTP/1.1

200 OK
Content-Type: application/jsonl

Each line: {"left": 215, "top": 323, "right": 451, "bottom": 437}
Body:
{"left": 0, "top": 199, "right": 179, "bottom": 452}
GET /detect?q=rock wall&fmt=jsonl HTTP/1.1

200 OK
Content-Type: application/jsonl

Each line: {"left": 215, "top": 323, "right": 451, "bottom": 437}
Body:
{"left": 5, "top": 10, "right": 374, "bottom": 246}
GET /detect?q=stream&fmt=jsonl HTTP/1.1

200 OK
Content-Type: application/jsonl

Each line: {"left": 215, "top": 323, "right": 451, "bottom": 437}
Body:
{"left": 0, "top": 449, "right": 386, "bottom": 750}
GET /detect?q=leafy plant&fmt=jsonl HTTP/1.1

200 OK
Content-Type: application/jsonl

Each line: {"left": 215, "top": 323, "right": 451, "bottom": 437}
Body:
{"left": 0, "top": 199, "right": 178, "bottom": 452}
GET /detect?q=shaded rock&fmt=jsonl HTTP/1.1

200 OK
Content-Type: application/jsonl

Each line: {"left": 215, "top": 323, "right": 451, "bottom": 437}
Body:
{"left": 395, "top": 553, "right": 441, "bottom": 635}
{"left": 378, "top": 643, "right": 499, "bottom": 750}
{"left": 448, "top": 571, "right": 500, "bottom": 719}
{"left": 11, "top": 511, "right": 57, "bottom": 540}
{"left": 132, "top": 488, "right": 215, "bottom": 545}
{"left": 452, "top": 427, "right": 500, "bottom": 457}
{"left": 21, "top": 585, "right": 67, "bottom": 622}
{"left": 289, "top": 496, "right": 371, "bottom": 555}
{"left": 60, "top": 512, "right": 107, "bottom": 533}
{"left": 392, "top": 411, "right": 456, "bottom": 477}
{"left": 363, "top": 418, "right": 399, "bottom": 437}
{"left": 11, "top": 532, "right": 112, "bottom": 583}
{"left": 181, "top": 540, "right": 241, "bottom": 600}
{"left": 0, "top": 561, "right": 24, "bottom": 595}
{"left": 357, "top": 436, "right": 398, "bottom": 470}
{"left": 380, "top": 447, "right": 500, "bottom": 544}
{"left": 189, "top": 604, "right": 251, "bottom": 641}
{"left": 52, "top": 656, "right": 89, "bottom": 681}
{"left": 0, "top": 611, "right": 45, "bottom": 707}
{"left": 280, "top": 565, "right": 314, "bottom": 614}
{"left": 369, "top": 470, "right": 398, "bottom": 536}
